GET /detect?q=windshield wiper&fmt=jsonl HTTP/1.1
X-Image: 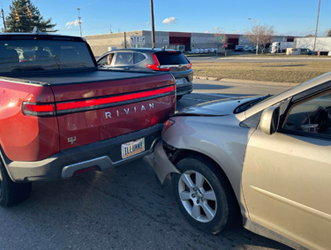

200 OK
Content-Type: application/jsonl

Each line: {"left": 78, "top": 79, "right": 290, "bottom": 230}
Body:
{"left": 234, "top": 94, "right": 272, "bottom": 113}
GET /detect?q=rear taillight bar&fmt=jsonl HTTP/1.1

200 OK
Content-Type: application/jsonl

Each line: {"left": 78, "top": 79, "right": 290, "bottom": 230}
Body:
{"left": 22, "top": 103, "right": 56, "bottom": 116}
{"left": 22, "top": 85, "right": 176, "bottom": 116}
{"left": 56, "top": 85, "right": 175, "bottom": 113}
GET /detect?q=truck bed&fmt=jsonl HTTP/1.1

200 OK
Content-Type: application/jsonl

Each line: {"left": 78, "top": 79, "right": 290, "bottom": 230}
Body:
{"left": 2, "top": 68, "right": 167, "bottom": 86}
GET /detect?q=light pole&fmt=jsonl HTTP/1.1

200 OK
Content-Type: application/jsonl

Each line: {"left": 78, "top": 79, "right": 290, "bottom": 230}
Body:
{"left": 150, "top": 0, "right": 155, "bottom": 49}
{"left": 248, "top": 18, "right": 260, "bottom": 55}
{"left": 77, "top": 8, "right": 82, "bottom": 37}
{"left": 313, "top": 0, "right": 321, "bottom": 53}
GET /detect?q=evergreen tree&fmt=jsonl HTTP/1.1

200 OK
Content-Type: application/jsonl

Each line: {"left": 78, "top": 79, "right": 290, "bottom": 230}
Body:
{"left": 5, "top": 0, "right": 57, "bottom": 32}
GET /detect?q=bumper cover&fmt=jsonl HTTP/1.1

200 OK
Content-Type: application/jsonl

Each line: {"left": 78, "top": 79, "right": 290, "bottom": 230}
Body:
{"left": 176, "top": 83, "right": 193, "bottom": 96}
{"left": 6, "top": 124, "right": 163, "bottom": 182}
{"left": 153, "top": 141, "right": 180, "bottom": 184}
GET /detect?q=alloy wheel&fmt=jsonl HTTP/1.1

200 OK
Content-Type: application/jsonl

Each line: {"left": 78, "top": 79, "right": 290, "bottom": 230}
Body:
{"left": 178, "top": 170, "right": 217, "bottom": 223}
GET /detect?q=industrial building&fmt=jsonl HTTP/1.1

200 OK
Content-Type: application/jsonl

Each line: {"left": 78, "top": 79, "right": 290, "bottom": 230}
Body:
{"left": 85, "top": 30, "right": 296, "bottom": 56}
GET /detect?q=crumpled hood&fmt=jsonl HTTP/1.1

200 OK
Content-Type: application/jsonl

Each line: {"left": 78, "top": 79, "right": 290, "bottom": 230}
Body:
{"left": 175, "top": 96, "right": 264, "bottom": 116}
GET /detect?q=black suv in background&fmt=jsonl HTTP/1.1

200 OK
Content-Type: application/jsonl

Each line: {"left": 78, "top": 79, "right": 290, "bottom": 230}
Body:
{"left": 97, "top": 48, "right": 193, "bottom": 100}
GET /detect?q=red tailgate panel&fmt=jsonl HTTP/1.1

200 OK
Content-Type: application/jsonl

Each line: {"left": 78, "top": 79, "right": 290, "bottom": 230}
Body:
{"left": 57, "top": 95, "right": 175, "bottom": 150}
{"left": 51, "top": 74, "right": 176, "bottom": 150}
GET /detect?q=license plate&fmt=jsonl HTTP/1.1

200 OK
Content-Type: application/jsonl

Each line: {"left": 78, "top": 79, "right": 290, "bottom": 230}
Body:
{"left": 121, "top": 138, "right": 145, "bottom": 159}
{"left": 175, "top": 78, "right": 184, "bottom": 85}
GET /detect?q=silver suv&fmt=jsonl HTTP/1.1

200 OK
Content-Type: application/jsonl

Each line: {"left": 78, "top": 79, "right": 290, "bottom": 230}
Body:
{"left": 97, "top": 48, "right": 193, "bottom": 100}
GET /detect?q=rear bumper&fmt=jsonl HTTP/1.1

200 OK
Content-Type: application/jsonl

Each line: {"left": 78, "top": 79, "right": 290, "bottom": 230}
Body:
{"left": 176, "top": 82, "right": 193, "bottom": 96}
{"left": 5, "top": 124, "right": 163, "bottom": 182}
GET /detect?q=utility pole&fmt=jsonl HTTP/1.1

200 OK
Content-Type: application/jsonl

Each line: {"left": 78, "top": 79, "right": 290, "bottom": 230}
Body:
{"left": 1, "top": 8, "right": 6, "bottom": 32}
{"left": 313, "top": 0, "right": 321, "bottom": 53}
{"left": 77, "top": 8, "right": 82, "bottom": 37}
{"left": 124, "top": 31, "right": 126, "bottom": 48}
{"left": 110, "top": 25, "right": 112, "bottom": 33}
{"left": 150, "top": 0, "right": 155, "bottom": 49}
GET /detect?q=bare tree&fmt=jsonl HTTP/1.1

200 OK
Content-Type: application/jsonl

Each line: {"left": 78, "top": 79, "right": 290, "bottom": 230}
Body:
{"left": 326, "top": 29, "right": 331, "bottom": 37}
{"left": 213, "top": 27, "right": 227, "bottom": 55}
{"left": 245, "top": 24, "right": 274, "bottom": 54}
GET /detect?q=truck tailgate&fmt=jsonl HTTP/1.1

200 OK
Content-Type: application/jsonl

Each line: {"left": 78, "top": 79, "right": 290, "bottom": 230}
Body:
{"left": 46, "top": 70, "right": 176, "bottom": 150}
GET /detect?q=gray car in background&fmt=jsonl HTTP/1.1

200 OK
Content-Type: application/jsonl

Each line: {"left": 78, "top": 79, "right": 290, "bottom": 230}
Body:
{"left": 97, "top": 48, "right": 193, "bottom": 100}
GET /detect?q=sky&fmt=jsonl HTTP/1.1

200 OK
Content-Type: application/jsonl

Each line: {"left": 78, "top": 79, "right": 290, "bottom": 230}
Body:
{"left": 0, "top": 0, "right": 330, "bottom": 37}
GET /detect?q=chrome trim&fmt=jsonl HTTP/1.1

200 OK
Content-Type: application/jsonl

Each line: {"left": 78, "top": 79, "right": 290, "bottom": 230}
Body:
{"left": 159, "top": 64, "right": 190, "bottom": 69}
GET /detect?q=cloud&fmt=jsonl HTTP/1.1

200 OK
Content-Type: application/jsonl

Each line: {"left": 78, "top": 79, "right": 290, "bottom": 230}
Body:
{"left": 65, "top": 19, "right": 81, "bottom": 29}
{"left": 146, "top": 22, "right": 150, "bottom": 25}
{"left": 162, "top": 17, "right": 177, "bottom": 25}
{"left": 204, "top": 31, "right": 209, "bottom": 33}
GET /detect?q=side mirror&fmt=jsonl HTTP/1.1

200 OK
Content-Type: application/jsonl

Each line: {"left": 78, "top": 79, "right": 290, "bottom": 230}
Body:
{"left": 260, "top": 106, "right": 280, "bottom": 135}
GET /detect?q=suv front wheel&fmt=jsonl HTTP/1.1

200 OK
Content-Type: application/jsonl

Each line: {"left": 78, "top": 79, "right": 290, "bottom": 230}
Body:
{"left": 172, "top": 156, "right": 236, "bottom": 234}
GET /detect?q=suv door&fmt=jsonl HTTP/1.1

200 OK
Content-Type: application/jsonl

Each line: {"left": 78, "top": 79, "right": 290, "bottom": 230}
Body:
{"left": 242, "top": 89, "right": 331, "bottom": 250}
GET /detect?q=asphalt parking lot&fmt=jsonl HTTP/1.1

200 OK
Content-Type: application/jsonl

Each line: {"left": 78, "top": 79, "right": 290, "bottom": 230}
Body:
{"left": 0, "top": 81, "right": 293, "bottom": 250}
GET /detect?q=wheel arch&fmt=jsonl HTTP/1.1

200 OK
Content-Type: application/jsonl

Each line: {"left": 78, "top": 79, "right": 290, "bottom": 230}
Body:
{"left": 0, "top": 143, "right": 16, "bottom": 182}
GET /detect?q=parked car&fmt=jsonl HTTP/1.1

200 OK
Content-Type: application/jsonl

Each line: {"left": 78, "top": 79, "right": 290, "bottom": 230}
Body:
{"left": 153, "top": 72, "right": 331, "bottom": 250}
{"left": 97, "top": 48, "right": 193, "bottom": 100}
{"left": 208, "top": 48, "right": 217, "bottom": 53}
{"left": 0, "top": 32, "right": 176, "bottom": 207}
{"left": 300, "top": 48, "right": 313, "bottom": 55}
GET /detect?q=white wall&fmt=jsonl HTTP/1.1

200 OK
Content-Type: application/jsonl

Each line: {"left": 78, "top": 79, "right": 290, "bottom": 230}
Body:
{"left": 294, "top": 37, "right": 331, "bottom": 51}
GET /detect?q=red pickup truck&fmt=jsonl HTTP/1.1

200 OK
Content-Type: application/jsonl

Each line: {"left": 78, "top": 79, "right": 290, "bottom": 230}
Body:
{"left": 0, "top": 32, "right": 176, "bottom": 206}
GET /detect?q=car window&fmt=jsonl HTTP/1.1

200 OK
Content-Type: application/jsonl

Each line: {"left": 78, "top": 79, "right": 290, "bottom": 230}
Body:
{"left": 98, "top": 53, "right": 114, "bottom": 66}
{"left": 155, "top": 51, "right": 189, "bottom": 65}
{"left": 114, "top": 52, "right": 133, "bottom": 65}
{"left": 283, "top": 92, "right": 331, "bottom": 136}
{"left": 134, "top": 52, "right": 146, "bottom": 64}
{"left": 97, "top": 55, "right": 108, "bottom": 66}
{"left": 0, "top": 40, "right": 94, "bottom": 73}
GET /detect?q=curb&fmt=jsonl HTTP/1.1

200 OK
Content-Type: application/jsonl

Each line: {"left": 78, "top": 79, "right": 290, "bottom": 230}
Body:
{"left": 193, "top": 76, "right": 298, "bottom": 87}
{"left": 217, "top": 56, "right": 331, "bottom": 60}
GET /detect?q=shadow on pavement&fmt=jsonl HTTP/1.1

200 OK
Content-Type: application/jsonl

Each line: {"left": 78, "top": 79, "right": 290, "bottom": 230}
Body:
{"left": 262, "top": 64, "right": 305, "bottom": 67}
{"left": 193, "top": 84, "right": 232, "bottom": 90}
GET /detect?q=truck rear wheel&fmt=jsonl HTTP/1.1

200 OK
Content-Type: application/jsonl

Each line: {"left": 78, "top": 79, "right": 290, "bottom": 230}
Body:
{"left": 0, "top": 162, "right": 31, "bottom": 207}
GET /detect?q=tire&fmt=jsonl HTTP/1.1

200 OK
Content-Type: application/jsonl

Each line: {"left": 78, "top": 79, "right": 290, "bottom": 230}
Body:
{"left": 176, "top": 95, "right": 183, "bottom": 101}
{"left": 172, "top": 156, "right": 236, "bottom": 234}
{"left": 0, "top": 161, "right": 32, "bottom": 207}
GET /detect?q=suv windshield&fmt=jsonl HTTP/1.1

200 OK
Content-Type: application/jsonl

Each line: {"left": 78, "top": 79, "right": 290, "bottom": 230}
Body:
{"left": 155, "top": 51, "right": 189, "bottom": 65}
{"left": 0, "top": 39, "right": 95, "bottom": 73}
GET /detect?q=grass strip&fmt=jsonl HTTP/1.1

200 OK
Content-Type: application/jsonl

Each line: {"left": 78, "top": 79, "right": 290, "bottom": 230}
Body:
{"left": 193, "top": 61, "right": 331, "bottom": 83}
